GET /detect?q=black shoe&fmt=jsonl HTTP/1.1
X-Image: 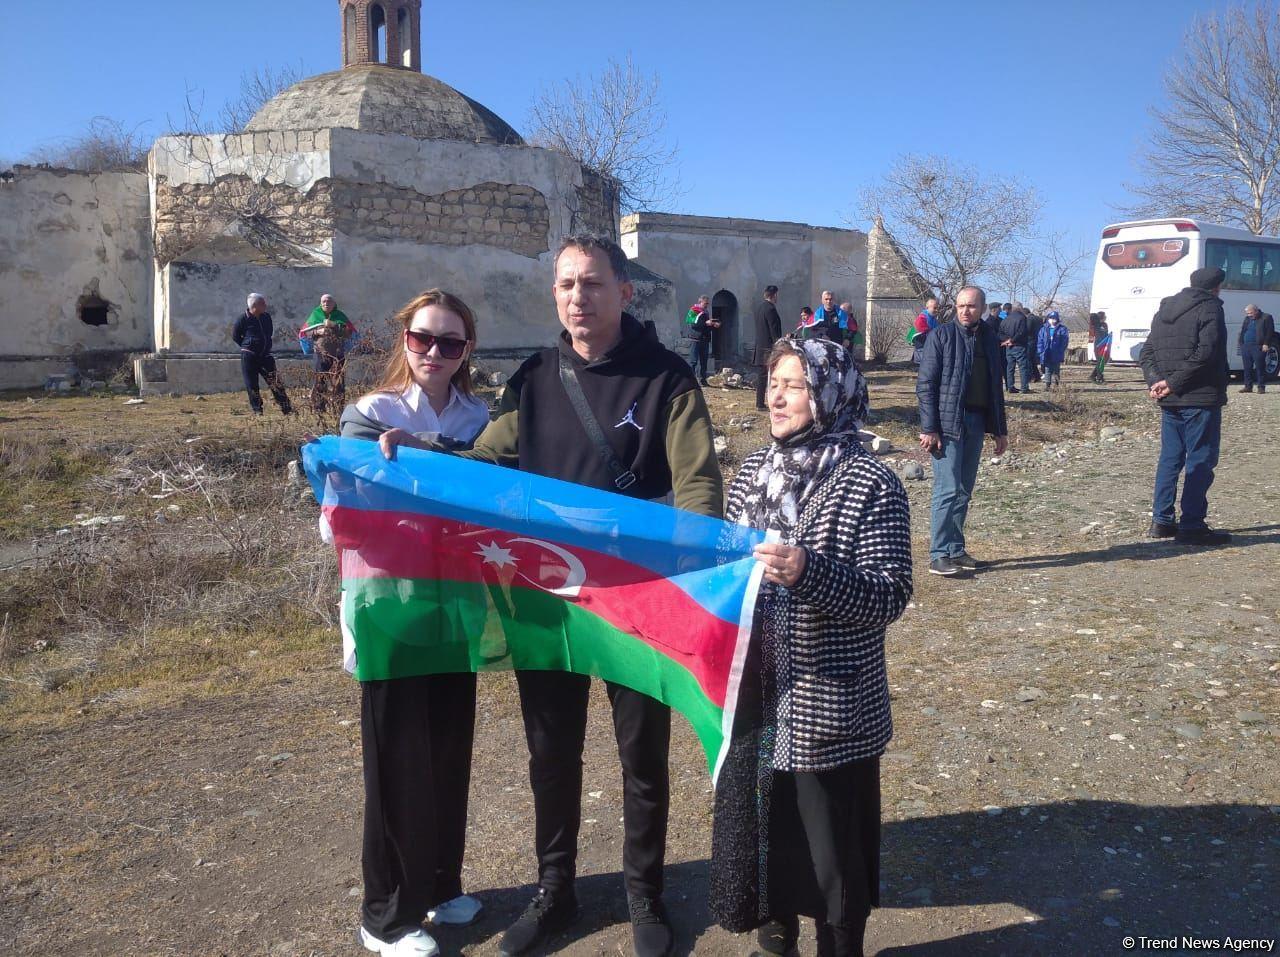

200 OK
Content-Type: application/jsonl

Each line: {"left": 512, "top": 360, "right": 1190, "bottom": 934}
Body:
{"left": 950, "top": 552, "right": 988, "bottom": 570}
{"left": 756, "top": 404, "right": 768, "bottom": 411}
{"left": 1175, "top": 527, "right": 1232, "bottom": 546}
{"left": 1148, "top": 521, "right": 1177, "bottom": 539}
{"left": 1240, "top": 387, "right": 1254, "bottom": 393}
{"left": 928, "top": 556, "right": 962, "bottom": 576}
{"left": 628, "top": 895, "right": 673, "bottom": 957}
{"left": 499, "top": 887, "right": 578, "bottom": 956}
{"left": 1259, "top": 387, "right": 1267, "bottom": 393}
{"left": 1007, "top": 387, "right": 1020, "bottom": 394}
{"left": 756, "top": 916, "right": 800, "bottom": 956}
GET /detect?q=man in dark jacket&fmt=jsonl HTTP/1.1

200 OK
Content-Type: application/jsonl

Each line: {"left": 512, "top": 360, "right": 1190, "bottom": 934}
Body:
{"left": 231, "top": 293, "right": 293, "bottom": 415}
{"left": 1025, "top": 308, "right": 1045, "bottom": 383}
{"left": 999, "top": 303, "right": 1031, "bottom": 393}
{"left": 1138, "top": 266, "right": 1230, "bottom": 546}
{"left": 917, "top": 285, "right": 1008, "bottom": 576}
{"left": 462, "top": 236, "right": 722, "bottom": 957}
{"left": 1238, "top": 303, "right": 1276, "bottom": 393}
{"left": 752, "top": 284, "right": 783, "bottom": 409}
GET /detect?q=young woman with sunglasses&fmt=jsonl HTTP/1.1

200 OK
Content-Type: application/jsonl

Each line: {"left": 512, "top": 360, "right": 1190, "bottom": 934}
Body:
{"left": 337, "top": 289, "right": 489, "bottom": 956}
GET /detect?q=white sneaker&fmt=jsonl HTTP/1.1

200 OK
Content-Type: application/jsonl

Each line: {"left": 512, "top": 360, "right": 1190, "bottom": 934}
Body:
{"left": 358, "top": 925, "right": 439, "bottom": 956}
{"left": 427, "top": 893, "right": 483, "bottom": 926}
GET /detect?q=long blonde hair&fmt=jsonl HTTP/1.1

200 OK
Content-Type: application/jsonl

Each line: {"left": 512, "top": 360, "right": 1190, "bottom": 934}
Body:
{"left": 373, "top": 288, "right": 477, "bottom": 397}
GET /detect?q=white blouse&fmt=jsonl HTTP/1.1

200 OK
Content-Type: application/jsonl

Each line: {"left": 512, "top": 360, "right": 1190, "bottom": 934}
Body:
{"left": 354, "top": 382, "right": 490, "bottom": 444}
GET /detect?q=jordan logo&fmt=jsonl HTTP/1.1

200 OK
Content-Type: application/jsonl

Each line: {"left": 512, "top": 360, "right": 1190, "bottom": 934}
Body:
{"left": 615, "top": 402, "right": 644, "bottom": 431}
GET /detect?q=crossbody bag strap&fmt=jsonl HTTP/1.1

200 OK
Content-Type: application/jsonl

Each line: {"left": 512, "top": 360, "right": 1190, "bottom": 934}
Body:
{"left": 557, "top": 351, "right": 637, "bottom": 491}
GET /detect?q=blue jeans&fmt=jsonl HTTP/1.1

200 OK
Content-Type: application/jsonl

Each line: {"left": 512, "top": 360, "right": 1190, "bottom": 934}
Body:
{"left": 689, "top": 337, "right": 710, "bottom": 380}
{"left": 1152, "top": 406, "right": 1221, "bottom": 530}
{"left": 1005, "top": 346, "right": 1029, "bottom": 391}
{"left": 1043, "top": 359, "right": 1061, "bottom": 386}
{"left": 929, "top": 409, "right": 987, "bottom": 561}
{"left": 1241, "top": 343, "right": 1267, "bottom": 389}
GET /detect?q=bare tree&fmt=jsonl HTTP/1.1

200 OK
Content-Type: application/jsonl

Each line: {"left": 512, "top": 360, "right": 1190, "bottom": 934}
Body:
{"left": 861, "top": 154, "right": 1041, "bottom": 306}
{"left": 1126, "top": 4, "right": 1280, "bottom": 234}
{"left": 526, "top": 55, "right": 679, "bottom": 213}
{"left": 988, "top": 231, "right": 1092, "bottom": 313}
{"left": 23, "top": 117, "right": 149, "bottom": 172}
{"left": 218, "top": 63, "right": 305, "bottom": 131}
{"left": 167, "top": 64, "right": 303, "bottom": 136}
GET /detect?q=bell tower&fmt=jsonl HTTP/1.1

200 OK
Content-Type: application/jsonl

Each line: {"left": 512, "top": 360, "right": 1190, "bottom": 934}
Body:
{"left": 340, "top": 0, "right": 421, "bottom": 71}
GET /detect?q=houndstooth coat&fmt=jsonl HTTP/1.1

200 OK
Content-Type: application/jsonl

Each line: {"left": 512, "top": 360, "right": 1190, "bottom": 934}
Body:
{"left": 725, "top": 444, "right": 913, "bottom": 772}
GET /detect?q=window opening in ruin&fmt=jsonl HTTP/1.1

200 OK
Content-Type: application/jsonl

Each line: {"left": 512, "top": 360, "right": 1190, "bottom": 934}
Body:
{"left": 397, "top": 6, "right": 412, "bottom": 67}
{"left": 370, "top": 4, "right": 387, "bottom": 63}
{"left": 78, "top": 294, "right": 111, "bottom": 327}
{"left": 344, "top": 4, "right": 358, "bottom": 64}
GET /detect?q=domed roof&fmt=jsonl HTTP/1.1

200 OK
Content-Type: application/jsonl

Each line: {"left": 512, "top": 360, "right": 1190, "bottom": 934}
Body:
{"left": 245, "top": 65, "right": 523, "bottom": 145}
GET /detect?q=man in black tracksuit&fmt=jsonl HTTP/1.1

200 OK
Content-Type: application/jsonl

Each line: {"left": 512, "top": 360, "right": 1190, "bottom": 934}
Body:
{"left": 463, "top": 236, "right": 722, "bottom": 957}
{"left": 1139, "top": 266, "right": 1230, "bottom": 545}
{"left": 231, "top": 293, "right": 293, "bottom": 415}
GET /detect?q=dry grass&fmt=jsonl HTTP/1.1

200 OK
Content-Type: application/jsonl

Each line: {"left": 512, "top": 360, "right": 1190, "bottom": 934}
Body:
{"left": 0, "top": 406, "right": 338, "bottom": 720}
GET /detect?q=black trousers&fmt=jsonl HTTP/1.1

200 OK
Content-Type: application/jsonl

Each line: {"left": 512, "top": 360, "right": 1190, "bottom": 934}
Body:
{"left": 361, "top": 672, "right": 477, "bottom": 941}
{"left": 756, "top": 364, "right": 769, "bottom": 408}
{"left": 515, "top": 670, "right": 671, "bottom": 899}
{"left": 768, "top": 758, "right": 880, "bottom": 946}
{"left": 239, "top": 352, "right": 291, "bottom": 413}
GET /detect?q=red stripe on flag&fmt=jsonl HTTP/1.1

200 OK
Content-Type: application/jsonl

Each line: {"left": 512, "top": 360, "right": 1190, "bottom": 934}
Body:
{"left": 325, "top": 506, "right": 737, "bottom": 707}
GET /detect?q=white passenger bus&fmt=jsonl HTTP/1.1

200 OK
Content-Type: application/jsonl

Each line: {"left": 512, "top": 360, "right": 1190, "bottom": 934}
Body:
{"left": 1090, "top": 218, "right": 1280, "bottom": 376}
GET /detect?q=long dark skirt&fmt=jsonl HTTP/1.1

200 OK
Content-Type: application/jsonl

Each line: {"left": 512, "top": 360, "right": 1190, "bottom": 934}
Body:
{"left": 709, "top": 633, "right": 881, "bottom": 931}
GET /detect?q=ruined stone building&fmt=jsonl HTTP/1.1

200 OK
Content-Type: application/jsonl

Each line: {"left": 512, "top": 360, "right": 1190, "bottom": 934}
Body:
{"left": 0, "top": 0, "right": 921, "bottom": 391}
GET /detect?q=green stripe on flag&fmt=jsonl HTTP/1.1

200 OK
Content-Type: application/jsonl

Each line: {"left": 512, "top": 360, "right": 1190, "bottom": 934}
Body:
{"left": 343, "top": 576, "right": 728, "bottom": 770}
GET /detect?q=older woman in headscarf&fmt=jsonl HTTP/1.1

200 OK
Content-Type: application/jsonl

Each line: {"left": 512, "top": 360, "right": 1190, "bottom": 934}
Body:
{"left": 710, "top": 338, "right": 913, "bottom": 957}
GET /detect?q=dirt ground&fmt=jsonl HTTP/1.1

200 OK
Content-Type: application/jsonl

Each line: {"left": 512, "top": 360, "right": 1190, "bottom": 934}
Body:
{"left": 1, "top": 364, "right": 1276, "bottom": 956}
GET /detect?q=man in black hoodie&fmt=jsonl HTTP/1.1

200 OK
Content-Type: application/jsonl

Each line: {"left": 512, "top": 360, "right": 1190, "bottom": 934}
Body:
{"left": 1138, "top": 266, "right": 1230, "bottom": 545}
{"left": 464, "top": 235, "right": 721, "bottom": 957}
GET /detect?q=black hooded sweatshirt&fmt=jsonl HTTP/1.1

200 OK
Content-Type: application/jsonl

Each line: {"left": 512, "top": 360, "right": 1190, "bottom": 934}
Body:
{"left": 463, "top": 314, "right": 723, "bottom": 517}
{"left": 1138, "top": 286, "right": 1228, "bottom": 408}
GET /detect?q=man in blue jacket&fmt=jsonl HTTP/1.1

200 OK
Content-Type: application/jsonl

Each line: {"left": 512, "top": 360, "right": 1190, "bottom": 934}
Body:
{"left": 232, "top": 293, "right": 293, "bottom": 415}
{"left": 917, "top": 285, "right": 1008, "bottom": 576}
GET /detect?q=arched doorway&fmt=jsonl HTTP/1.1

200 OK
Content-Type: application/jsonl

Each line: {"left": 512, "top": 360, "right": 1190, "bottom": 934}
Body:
{"left": 710, "top": 289, "right": 739, "bottom": 367}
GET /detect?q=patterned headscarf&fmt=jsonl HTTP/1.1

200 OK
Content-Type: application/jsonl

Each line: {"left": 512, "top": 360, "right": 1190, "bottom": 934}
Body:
{"left": 738, "top": 338, "right": 869, "bottom": 536}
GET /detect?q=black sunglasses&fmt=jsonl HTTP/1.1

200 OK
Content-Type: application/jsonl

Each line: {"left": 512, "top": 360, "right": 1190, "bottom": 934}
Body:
{"left": 405, "top": 330, "right": 468, "bottom": 359}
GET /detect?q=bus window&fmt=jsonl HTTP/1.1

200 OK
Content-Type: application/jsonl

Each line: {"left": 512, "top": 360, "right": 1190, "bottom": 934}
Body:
{"left": 1263, "top": 247, "right": 1280, "bottom": 292}
{"left": 1205, "top": 240, "right": 1266, "bottom": 289}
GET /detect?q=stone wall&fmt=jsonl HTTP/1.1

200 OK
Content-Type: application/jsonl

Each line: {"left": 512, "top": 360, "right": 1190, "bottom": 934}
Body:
{"left": 154, "top": 175, "right": 551, "bottom": 264}
{"left": 621, "top": 213, "right": 868, "bottom": 363}
{"left": 0, "top": 166, "right": 153, "bottom": 386}
{"left": 153, "top": 176, "right": 335, "bottom": 266}
{"left": 333, "top": 180, "right": 550, "bottom": 257}
{"left": 575, "top": 168, "right": 620, "bottom": 240}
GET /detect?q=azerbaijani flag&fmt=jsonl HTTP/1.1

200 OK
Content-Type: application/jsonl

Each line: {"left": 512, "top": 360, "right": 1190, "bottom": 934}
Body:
{"left": 302, "top": 437, "right": 768, "bottom": 781}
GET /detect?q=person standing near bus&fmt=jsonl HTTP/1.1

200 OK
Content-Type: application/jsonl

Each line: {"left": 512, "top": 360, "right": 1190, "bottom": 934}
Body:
{"left": 1139, "top": 266, "right": 1230, "bottom": 546}
{"left": 1238, "top": 304, "right": 1275, "bottom": 394}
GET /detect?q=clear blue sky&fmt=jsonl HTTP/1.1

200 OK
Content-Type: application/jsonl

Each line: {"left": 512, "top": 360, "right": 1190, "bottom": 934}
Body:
{"left": 1, "top": 0, "right": 1213, "bottom": 264}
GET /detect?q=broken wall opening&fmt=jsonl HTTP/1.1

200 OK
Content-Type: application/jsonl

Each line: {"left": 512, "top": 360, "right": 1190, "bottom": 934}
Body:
{"left": 77, "top": 292, "right": 114, "bottom": 326}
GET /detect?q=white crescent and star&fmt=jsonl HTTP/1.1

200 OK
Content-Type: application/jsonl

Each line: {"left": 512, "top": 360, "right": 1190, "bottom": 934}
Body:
{"left": 474, "top": 536, "right": 587, "bottom": 598}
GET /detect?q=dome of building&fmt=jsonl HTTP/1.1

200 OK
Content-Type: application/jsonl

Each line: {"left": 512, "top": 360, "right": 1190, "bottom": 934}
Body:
{"left": 244, "top": 64, "right": 523, "bottom": 146}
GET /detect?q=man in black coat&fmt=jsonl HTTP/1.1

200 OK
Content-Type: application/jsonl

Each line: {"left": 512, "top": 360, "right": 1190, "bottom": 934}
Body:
{"left": 917, "top": 285, "right": 1008, "bottom": 577}
{"left": 999, "top": 303, "right": 1032, "bottom": 393}
{"left": 1238, "top": 303, "right": 1276, "bottom": 393}
{"left": 752, "top": 285, "right": 783, "bottom": 410}
{"left": 1138, "top": 266, "right": 1230, "bottom": 546}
